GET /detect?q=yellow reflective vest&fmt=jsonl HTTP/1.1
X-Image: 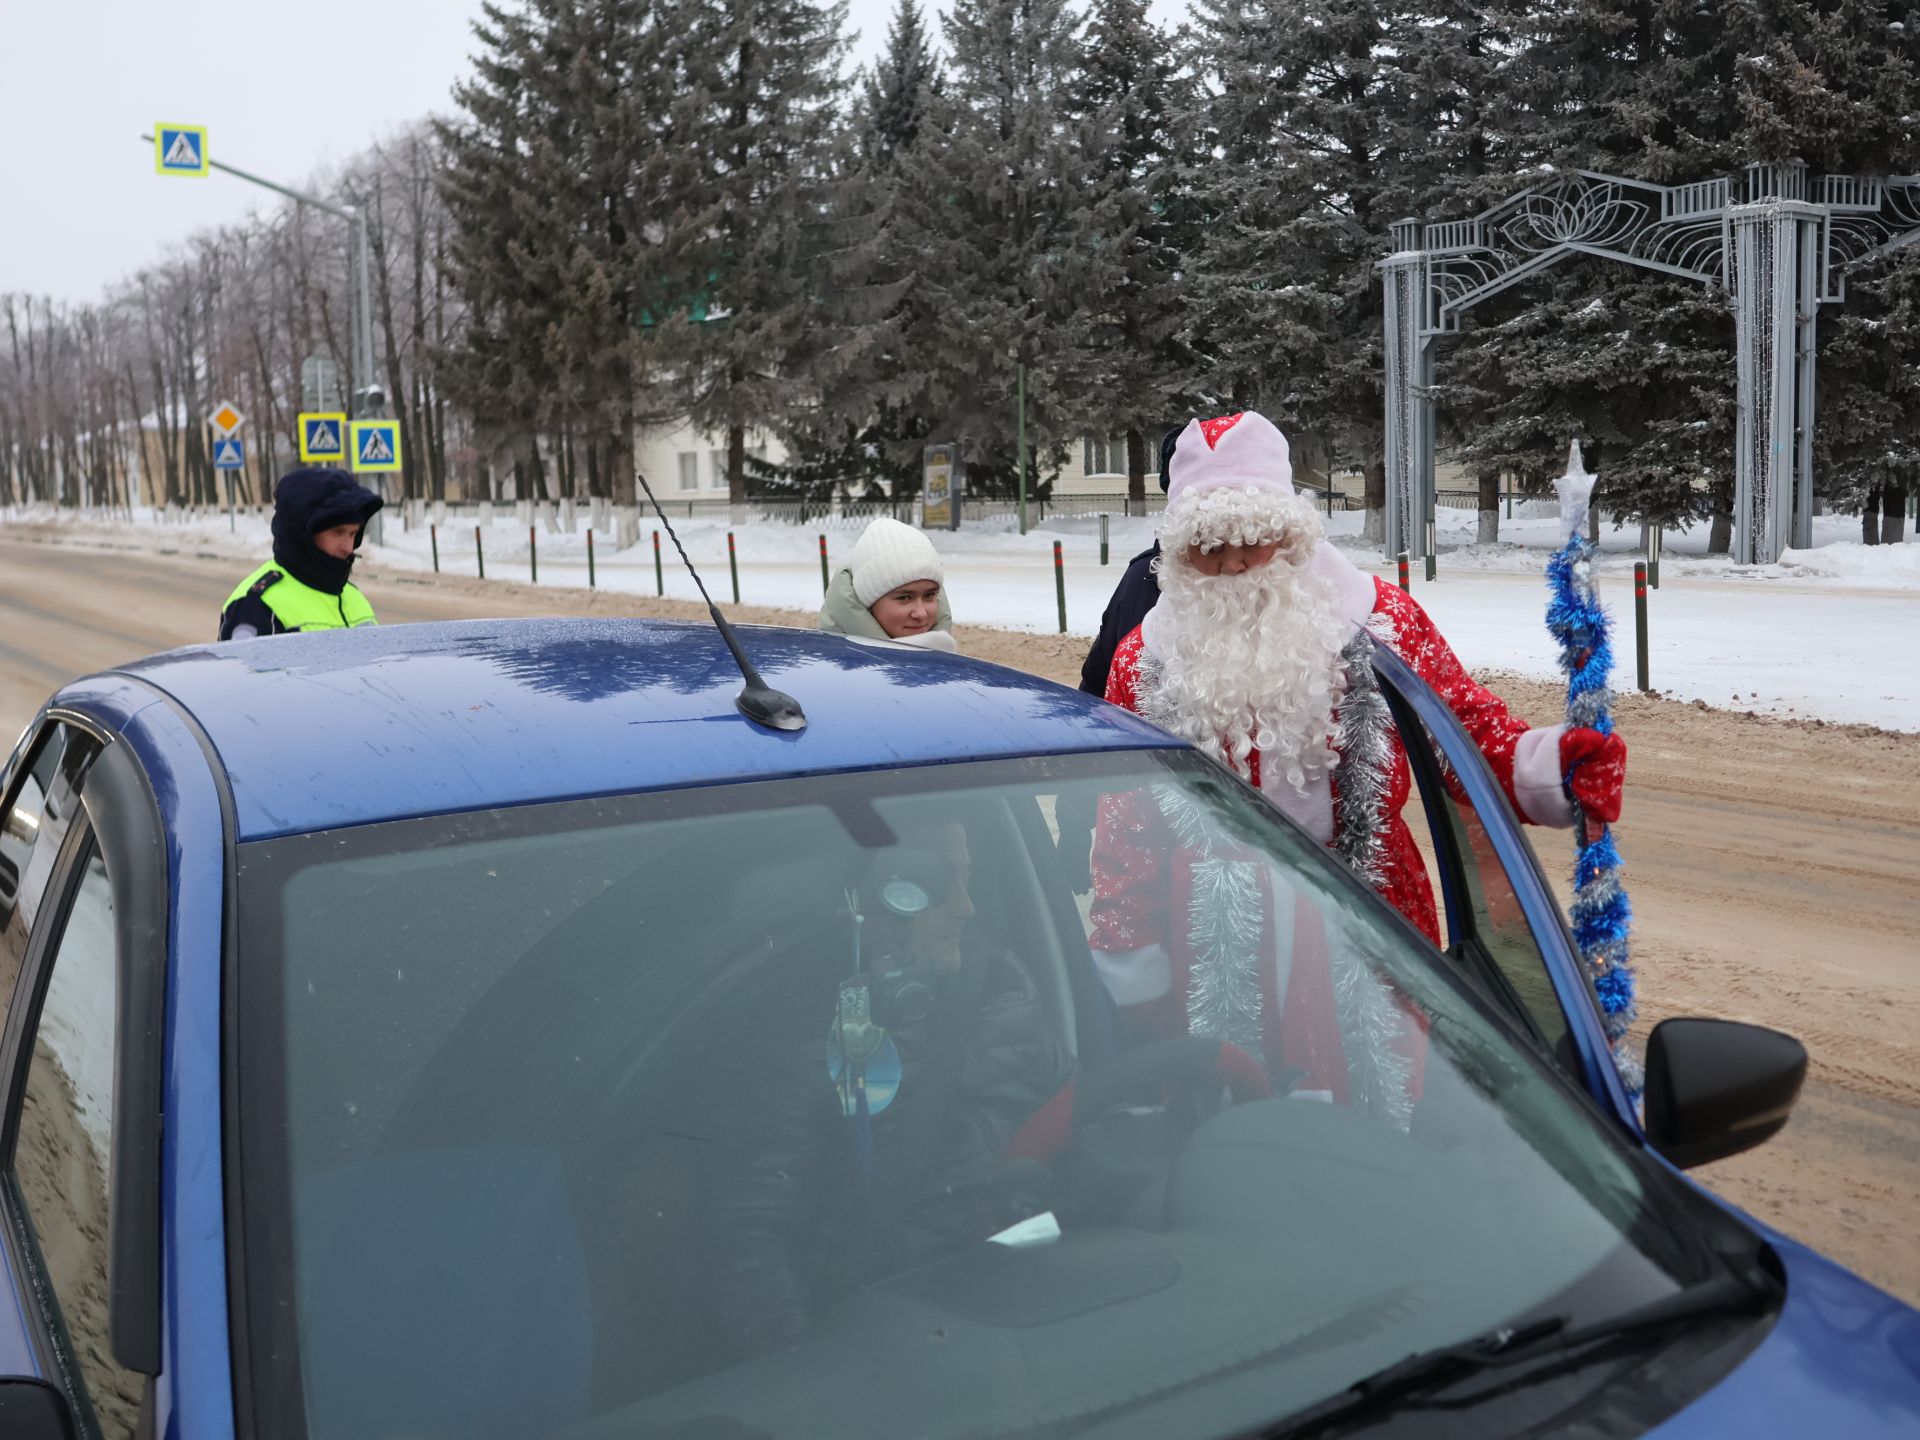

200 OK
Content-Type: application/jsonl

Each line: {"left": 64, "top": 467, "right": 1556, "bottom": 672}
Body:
{"left": 222, "top": 561, "right": 377, "bottom": 634}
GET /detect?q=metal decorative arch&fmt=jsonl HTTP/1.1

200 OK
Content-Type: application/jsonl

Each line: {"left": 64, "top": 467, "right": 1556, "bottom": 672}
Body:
{"left": 1380, "top": 162, "right": 1920, "bottom": 565}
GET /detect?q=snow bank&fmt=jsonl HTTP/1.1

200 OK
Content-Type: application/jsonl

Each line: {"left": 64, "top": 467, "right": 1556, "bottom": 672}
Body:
{"left": 6, "top": 502, "right": 1916, "bottom": 731}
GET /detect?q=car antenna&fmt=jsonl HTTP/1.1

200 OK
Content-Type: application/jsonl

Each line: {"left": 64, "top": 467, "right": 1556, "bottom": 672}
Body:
{"left": 635, "top": 472, "right": 806, "bottom": 732}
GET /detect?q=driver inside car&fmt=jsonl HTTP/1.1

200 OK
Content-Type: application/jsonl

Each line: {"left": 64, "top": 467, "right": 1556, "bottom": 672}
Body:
{"left": 702, "top": 819, "right": 1075, "bottom": 1361}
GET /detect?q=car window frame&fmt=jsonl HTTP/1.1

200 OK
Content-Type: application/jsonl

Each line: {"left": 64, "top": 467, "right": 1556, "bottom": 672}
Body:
{"left": 1367, "top": 640, "right": 1634, "bottom": 1125}
{"left": 1379, "top": 676, "right": 1578, "bottom": 1071}
{"left": 0, "top": 721, "right": 170, "bottom": 1429}
{"left": 0, "top": 814, "right": 131, "bottom": 1436}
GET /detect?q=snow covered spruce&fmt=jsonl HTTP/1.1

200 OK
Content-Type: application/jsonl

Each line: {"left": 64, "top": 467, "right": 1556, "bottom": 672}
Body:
{"left": 1087, "top": 413, "right": 1629, "bottom": 1112}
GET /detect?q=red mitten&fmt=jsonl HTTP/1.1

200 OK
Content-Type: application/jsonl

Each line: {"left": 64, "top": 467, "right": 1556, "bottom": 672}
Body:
{"left": 1560, "top": 727, "right": 1626, "bottom": 824}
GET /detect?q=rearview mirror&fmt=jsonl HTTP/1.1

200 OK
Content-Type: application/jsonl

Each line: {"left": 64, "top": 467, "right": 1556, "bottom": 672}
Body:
{"left": 1643, "top": 1018, "right": 1807, "bottom": 1170}
{"left": 0, "top": 1379, "right": 76, "bottom": 1440}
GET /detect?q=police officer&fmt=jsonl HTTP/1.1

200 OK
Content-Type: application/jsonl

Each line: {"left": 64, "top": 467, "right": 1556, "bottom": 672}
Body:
{"left": 220, "top": 468, "right": 385, "bottom": 640}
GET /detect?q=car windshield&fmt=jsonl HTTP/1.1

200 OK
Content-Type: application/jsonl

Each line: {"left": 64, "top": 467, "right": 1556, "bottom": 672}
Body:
{"left": 236, "top": 750, "right": 1702, "bottom": 1440}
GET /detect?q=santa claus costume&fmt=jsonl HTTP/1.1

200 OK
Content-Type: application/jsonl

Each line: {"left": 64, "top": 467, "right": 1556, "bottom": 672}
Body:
{"left": 1088, "top": 412, "right": 1626, "bottom": 1119}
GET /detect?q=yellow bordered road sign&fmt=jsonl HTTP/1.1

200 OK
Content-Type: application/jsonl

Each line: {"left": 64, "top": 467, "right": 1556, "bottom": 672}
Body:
{"left": 298, "top": 412, "right": 348, "bottom": 463}
{"left": 350, "top": 419, "right": 402, "bottom": 474}
{"left": 155, "top": 124, "right": 209, "bottom": 176}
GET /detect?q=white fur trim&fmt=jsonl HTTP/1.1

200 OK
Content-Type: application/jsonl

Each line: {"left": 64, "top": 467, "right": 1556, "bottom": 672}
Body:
{"left": 1159, "top": 487, "right": 1324, "bottom": 566}
{"left": 1091, "top": 943, "right": 1174, "bottom": 1005}
{"left": 848, "top": 517, "right": 944, "bottom": 608}
{"left": 1310, "top": 544, "right": 1382, "bottom": 626}
{"left": 1513, "top": 724, "right": 1575, "bottom": 827}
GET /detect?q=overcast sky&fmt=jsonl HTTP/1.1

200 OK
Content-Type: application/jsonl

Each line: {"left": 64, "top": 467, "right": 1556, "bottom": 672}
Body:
{"left": 1, "top": 0, "right": 918, "bottom": 305}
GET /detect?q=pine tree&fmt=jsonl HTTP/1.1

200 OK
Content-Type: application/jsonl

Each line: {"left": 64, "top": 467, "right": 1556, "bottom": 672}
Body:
{"left": 1073, "top": 0, "right": 1198, "bottom": 504}
{"left": 438, "top": 0, "right": 687, "bottom": 505}
{"left": 773, "top": 0, "right": 943, "bottom": 504}
{"left": 653, "top": 0, "right": 848, "bottom": 513}
{"left": 1181, "top": 0, "right": 1428, "bottom": 536}
{"left": 887, "top": 0, "right": 1101, "bottom": 497}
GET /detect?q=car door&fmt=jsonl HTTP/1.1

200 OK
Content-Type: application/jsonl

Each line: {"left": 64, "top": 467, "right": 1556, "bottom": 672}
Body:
{"left": 1366, "top": 641, "right": 1633, "bottom": 1121}
{"left": 0, "top": 719, "right": 168, "bottom": 1439}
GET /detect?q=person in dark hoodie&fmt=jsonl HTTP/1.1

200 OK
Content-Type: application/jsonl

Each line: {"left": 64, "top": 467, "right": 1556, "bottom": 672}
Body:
{"left": 219, "top": 468, "right": 385, "bottom": 640}
{"left": 1076, "top": 424, "right": 1185, "bottom": 701}
{"left": 1054, "top": 425, "right": 1184, "bottom": 888}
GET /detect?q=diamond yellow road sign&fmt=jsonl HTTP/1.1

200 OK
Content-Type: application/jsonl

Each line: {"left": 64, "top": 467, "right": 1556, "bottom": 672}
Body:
{"left": 210, "top": 401, "right": 245, "bottom": 436}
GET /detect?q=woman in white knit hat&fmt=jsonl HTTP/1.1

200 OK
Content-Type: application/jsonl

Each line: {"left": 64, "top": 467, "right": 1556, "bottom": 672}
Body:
{"left": 818, "top": 517, "right": 958, "bottom": 651}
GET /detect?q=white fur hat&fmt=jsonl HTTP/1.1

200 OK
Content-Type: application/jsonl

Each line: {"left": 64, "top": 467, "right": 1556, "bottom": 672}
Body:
{"left": 849, "top": 517, "right": 945, "bottom": 608}
{"left": 1160, "top": 412, "right": 1318, "bottom": 561}
{"left": 1167, "top": 412, "right": 1295, "bottom": 502}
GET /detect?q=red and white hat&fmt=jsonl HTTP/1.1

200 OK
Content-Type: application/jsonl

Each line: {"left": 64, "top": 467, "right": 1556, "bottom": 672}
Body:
{"left": 1160, "top": 412, "right": 1314, "bottom": 562}
{"left": 1158, "top": 412, "right": 1378, "bottom": 623}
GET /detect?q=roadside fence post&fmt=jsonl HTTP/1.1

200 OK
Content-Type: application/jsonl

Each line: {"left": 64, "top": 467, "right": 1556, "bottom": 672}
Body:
{"left": 1635, "top": 561, "right": 1651, "bottom": 693}
{"left": 430, "top": 524, "right": 440, "bottom": 573}
{"left": 529, "top": 525, "right": 538, "bottom": 584}
{"left": 1099, "top": 513, "right": 1110, "bottom": 566}
{"left": 1054, "top": 541, "right": 1067, "bottom": 634}
{"left": 587, "top": 528, "right": 596, "bottom": 589}
{"left": 1397, "top": 551, "right": 1410, "bottom": 593}
{"left": 819, "top": 533, "right": 830, "bottom": 594}
{"left": 1424, "top": 520, "right": 1437, "bottom": 583}
{"left": 728, "top": 531, "right": 740, "bottom": 604}
{"left": 654, "top": 530, "right": 664, "bottom": 596}
{"left": 475, "top": 525, "right": 485, "bottom": 580}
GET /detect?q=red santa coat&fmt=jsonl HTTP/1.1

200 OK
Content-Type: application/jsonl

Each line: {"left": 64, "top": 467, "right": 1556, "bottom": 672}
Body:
{"left": 1098, "top": 576, "right": 1569, "bottom": 948}
{"left": 1087, "top": 576, "right": 1572, "bottom": 1113}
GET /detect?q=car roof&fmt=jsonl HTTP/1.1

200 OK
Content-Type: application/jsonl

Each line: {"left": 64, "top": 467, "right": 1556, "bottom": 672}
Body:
{"left": 96, "top": 618, "right": 1178, "bottom": 841}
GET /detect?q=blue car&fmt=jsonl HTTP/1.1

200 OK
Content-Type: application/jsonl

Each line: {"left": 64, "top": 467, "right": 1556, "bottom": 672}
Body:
{"left": 0, "top": 618, "right": 1915, "bottom": 1440}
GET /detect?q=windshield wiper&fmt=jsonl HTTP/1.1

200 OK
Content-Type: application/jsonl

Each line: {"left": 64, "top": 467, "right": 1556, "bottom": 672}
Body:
{"left": 1260, "top": 1270, "right": 1773, "bottom": 1439}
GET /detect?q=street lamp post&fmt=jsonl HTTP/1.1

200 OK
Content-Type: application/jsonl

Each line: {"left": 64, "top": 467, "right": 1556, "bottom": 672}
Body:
{"left": 140, "top": 133, "right": 385, "bottom": 541}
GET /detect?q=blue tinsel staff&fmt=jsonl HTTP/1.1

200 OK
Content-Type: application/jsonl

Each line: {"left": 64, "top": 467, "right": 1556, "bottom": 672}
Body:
{"left": 1547, "top": 442, "right": 1641, "bottom": 1097}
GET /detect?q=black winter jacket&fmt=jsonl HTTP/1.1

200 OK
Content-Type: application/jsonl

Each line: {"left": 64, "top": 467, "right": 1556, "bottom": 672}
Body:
{"left": 704, "top": 945, "right": 1072, "bottom": 1359}
{"left": 1077, "top": 542, "right": 1163, "bottom": 699}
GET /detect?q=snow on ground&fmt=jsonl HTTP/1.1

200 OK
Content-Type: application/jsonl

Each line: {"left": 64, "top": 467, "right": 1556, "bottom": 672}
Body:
{"left": 10, "top": 500, "right": 1918, "bottom": 731}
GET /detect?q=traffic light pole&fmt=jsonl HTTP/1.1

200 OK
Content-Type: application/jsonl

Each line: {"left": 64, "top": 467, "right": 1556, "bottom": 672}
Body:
{"left": 140, "top": 134, "right": 384, "bottom": 541}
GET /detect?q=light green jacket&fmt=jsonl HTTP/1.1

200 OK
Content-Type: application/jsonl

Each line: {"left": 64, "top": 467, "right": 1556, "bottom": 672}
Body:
{"left": 817, "top": 568, "right": 956, "bottom": 649}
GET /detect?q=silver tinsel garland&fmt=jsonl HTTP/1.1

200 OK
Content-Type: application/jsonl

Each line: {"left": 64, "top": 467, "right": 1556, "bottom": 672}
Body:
{"left": 1154, "top": 784, "right": 1269, "bottom": 1057}
{"left": 1331, "top": 629, "right": 1394, "bottom": 889}
{"left": 1326, "top": 627, "right": 1417, "bottom": 1130}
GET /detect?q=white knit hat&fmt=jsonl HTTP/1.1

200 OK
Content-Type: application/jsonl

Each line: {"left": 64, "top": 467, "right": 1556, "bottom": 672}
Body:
{"left": 849, "top": 517, "right": 945, "bottom": 608}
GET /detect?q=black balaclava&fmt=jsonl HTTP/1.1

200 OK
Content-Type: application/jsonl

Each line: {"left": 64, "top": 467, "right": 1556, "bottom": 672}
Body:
{"left": 271, "top": 468, "right": 386, "bottom": 595}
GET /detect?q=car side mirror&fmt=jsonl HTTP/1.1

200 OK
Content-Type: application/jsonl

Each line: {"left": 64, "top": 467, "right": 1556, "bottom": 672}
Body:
{"left": 0, "top": 1379, "right": 77, "bottom": 1440}
{"left": 1643, "top": 1018, "right": 1807, "bottom": 1170}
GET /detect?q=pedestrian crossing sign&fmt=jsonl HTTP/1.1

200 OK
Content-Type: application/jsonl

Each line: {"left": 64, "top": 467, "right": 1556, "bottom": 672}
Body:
{"left": 213, "top": 437, "right": 246, "bottom": 471}
{"left": 298, "top": 412, "right": 348, "bottom": 462}
{"left": 350, "top": 419, "right": 402, "bottom": 473}
{"left": 155, "top": 124, "right": 209, "bottom": 176}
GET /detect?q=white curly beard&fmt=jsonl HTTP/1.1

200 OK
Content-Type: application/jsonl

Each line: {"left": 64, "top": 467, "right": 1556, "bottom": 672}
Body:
{"left": 1142, "top": 529, "right": 1350, "bottom": 795}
